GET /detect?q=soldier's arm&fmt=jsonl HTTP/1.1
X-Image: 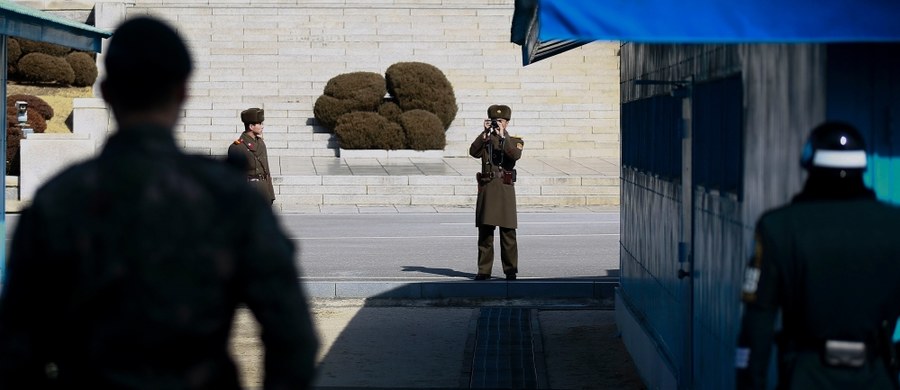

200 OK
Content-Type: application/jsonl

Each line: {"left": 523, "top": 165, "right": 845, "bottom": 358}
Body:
{"left": 237, "top": 201, "right": 319, "bottom": 389}
{"left": 469, "top": 133, "right": 486, "bottom": 158}
{"left": 735, "top": 226, "right": 780, "bottom": 390}
{"left": 503, "top": 137, "right": 524, "bottom": 161}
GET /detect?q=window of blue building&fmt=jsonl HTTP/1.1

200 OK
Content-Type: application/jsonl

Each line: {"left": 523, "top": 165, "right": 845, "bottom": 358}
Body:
{"left": 692, "top": 75, "right": 743, "bottom": 196}
{"left": 621, "top": 94, "right": 682, "bottom": 179}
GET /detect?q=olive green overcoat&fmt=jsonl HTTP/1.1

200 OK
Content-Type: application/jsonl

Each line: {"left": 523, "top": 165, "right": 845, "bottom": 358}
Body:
{"left": 469, "top": 132, "right": 524, "bottom": 229}
{"left": 228, "top": 131, "right": 275, "bottom": 202}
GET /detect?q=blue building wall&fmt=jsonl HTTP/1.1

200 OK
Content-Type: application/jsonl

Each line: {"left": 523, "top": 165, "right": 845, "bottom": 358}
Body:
{"left": 825, "top": 44, "right": 900, "bottom": 205}
{"left": 618, "top": 43, "right": 828, "bottom": 389}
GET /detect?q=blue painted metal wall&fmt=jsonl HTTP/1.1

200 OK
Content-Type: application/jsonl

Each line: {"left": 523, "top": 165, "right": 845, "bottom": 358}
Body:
{"left": 619, "top": 43, "right": 828, "bottom": 389}
{"left": 825, "top": 44, "right": 900, "bottom": 205}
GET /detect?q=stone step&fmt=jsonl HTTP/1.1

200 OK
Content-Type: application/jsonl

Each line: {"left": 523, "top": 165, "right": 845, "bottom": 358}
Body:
{"left": 4, "top": 171, "right": 619, "bottom": 212}
{"left": 270, "top": 175, "right": 619, "bottom": 211}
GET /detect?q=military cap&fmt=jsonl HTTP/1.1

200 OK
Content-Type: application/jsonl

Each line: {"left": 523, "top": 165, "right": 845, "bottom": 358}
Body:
{"left": 487, "top": 105, "right": 512, "bottom": 121}
{"left": 241, "top": 108, "right": 265, "bottom": 124}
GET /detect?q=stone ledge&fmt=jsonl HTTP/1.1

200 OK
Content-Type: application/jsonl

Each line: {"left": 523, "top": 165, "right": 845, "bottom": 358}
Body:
{"left": 339, "top": 149, "right": 444, "bottom": 159}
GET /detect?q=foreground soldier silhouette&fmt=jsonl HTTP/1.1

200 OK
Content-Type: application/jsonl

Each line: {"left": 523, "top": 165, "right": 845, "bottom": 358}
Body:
{"left": 736, "top": 122, "right": 900, "bottom": 389}
{"left": 0, "top": 17, "right": 318, "bottom": 389}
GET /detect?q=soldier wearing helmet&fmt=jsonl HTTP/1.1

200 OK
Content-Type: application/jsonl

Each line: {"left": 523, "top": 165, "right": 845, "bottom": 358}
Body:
{"left": 229, "top": 107, "right": 275, "bottom": 204}
{"left": 736, "top": 122, "right": 900, "bottom": 389}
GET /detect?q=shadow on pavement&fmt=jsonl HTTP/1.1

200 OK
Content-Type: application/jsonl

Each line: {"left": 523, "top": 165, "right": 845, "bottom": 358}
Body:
{"left": 306, "top": 281, "right": 646, "bottom": 389}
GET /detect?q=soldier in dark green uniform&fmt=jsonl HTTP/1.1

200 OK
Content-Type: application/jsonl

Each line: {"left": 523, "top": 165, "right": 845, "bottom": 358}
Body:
{"left": 229, "top": 108, "right": 275, "bottom": 204}
{"left": 736, "top": 122, "right": 900, "bottom": 390}
{"left": 0, "top": 17, "right": 318, "bottom": 389}
{"left": 469, "top": 104, "right": 525, "bottom": 281}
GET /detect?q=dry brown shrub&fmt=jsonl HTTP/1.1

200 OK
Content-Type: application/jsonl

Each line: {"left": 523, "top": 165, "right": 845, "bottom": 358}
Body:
{"left": 385, "top": 62, "right": 457, "bottom": 130}
{"left": 66, "top": 52, "right": 98, "bottom": 87}
{"left": 314, "top": 72, "right": 386, "bottom": 131}
{"left": 398, "top": 109, "right": 446, "bottom": 150}
{"left": 7, "top": 94, "right": 54, "bottom": 120}
{"left": 17, "top": 53, "right": 75, "bottom": 85}
{"left": 335, "top": 112, "right": 406, "bottom": 150}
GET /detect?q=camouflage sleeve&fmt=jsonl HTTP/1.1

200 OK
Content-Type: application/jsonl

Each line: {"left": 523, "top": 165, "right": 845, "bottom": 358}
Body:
{"left": 0, "top": 206, "right": 60, "bottom": 387}
{"left": 236, "top": 201, "right": 319, "bottom": 389}
{"left": 735, "top": 222, "right": 780, "bottom": 390}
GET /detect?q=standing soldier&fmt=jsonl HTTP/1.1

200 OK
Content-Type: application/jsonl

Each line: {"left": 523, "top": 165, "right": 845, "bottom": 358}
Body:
{"left": 229, "top": 108, "right": 275, "bottom": 204}
{"left": 736, "top": 122, "right": 900, "bottom": 389}
{"left": 469, "top": 104, "right": 525, "bottom": 281}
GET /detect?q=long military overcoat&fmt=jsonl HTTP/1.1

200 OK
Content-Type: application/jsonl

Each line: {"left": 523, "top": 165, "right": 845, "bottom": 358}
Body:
{"left": 469, "top": 132, "right": 524, "bottom": 229}
{"left": 228, "top": 131, "right": 275, "bottom": 202}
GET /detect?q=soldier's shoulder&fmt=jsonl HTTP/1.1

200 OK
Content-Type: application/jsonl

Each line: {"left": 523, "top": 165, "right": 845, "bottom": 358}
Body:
{"left": 232, "top": 138, "right": 243, "bottom": 145}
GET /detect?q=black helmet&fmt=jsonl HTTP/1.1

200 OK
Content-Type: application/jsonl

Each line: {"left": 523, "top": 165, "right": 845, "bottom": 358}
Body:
{"left": 800, "top": 122, "right": 867, "bottom": 171}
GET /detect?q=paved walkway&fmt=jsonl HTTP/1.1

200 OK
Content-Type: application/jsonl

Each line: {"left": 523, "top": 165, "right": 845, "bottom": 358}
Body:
{"left": 231, "top": 298, "right": 646, "bottom": 390}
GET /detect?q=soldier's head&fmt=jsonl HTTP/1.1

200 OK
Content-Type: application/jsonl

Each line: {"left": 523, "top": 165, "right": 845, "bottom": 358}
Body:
{"left": 800, "top": 121, "right": 867, "bottom": 179}
{"left": 795, "top": 121, "right": 874, "bottom": 201}
{"left": 487, "top": 104, "right": 511, "bottom": 131}
{"left": 241, "top": 108, "right": 265, "bottom": 135}
{"left": 101, "top": 17, "right": 193, "bottom": 126}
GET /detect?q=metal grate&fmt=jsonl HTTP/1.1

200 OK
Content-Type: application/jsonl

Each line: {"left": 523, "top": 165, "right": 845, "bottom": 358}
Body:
{"left": 469, "top": 308, "right": 539, "bottom": 388}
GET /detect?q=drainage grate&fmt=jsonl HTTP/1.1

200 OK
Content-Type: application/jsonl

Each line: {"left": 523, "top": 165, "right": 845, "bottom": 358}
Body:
{"left": 468, "top": 307, "right": 543, "bottom": 388}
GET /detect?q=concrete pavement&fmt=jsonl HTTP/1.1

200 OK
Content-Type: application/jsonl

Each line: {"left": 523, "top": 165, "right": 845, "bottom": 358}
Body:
{"left": 231, "top": 298, "right": 645, "bottom": 390}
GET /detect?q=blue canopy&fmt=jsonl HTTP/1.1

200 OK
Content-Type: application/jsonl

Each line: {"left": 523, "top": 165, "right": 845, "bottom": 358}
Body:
{"left": 537, "top": 0, "right": 900, "bottom": 43}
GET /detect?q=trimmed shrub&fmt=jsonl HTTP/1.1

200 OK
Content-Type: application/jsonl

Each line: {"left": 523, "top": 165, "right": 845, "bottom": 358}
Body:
{"left": 7, "top": 105, "right": 48, "bottom": 134}
{"left": 7, "top": 94, "right": 54, "bottom": 120}
{"left": 17, "top": 52, "right": 75, "bottom": 85}
{"left": 7, "top": 38, "right": 22, "bottom": 66}
{"left": 377, "top": 101, "right": 403, "bottom": 123}
{"left": 323, "top": 72, "right": 386, "bottom": 103}
{"left": 385, "top": 62, "right": 458, "bottom": 129}
{"left": 314, "top": 72, "right": 386, "bottom": 131}
{"left": 335, "top": 112, "right": 406, "bottom": 150}
{"left": 18, "top": 38, "right": 71, "bottom": 57}
{"left": 398, "top": 110, "right": 446, "bottom": 150}
{"left": 5, "top": 104, "right": 45, "bottom": 176}
{"left": 66, "top": 51, "right": 98, "bottom": 87}
{"left": 6, "top": 124, "right": 23, "bottom": 176}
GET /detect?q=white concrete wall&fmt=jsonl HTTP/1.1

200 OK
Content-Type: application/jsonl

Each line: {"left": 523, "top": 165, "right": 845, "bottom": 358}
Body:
{"left": 79, "top": 0, "right": 620, "bottom": 159}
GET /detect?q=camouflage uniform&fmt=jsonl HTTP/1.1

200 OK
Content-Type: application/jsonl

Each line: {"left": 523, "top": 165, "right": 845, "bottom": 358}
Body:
{"left": 0, "top": 124, "right": 318, "bottom": 389}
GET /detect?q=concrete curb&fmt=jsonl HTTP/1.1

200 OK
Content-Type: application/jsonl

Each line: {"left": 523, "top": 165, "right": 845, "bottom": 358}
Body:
{"left": 302, "top": 280, "right": 618, "bottom": 302}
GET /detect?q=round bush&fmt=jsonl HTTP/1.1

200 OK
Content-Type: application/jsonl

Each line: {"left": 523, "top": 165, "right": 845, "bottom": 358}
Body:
{"left": 17, "top": 52, "right": 75, "bottom": 85}
{"left": 7, "top": 105, "right": 48, "bottom": 134}
{"left": 7, "top": 94, "right": 54, "bottom": 120}
{"left": 314, "top": 72, "right": 386, "bottom": 131}
{"left": 385, "top": 62, "right": 458, "bottom": 129}
{"left": 398, "top": 109, "right": 446, "bottom": 150}
{"left": 335, "top": 112, "right": 406, "bottom": 150}
{"left": 377, "top": 101, "right": 403, "bottom": 123}
{"left": 323, "top": 72, "right": 386, "bottom": 102}
{"left": 18, "top": 38, "right": 71, "bottom": 57}
{"left": 314, "top": 95, "right": 369, "bottom": 130}
{"left": 66, "top": 51, "right": 98, "bottom": 87}
{"left": 7, "top": 38, "right": 22, "bottom": 65}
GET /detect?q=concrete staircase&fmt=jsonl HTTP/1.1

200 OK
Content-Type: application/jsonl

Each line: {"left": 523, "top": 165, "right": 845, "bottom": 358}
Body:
{"left": 5, "top": 146, "right": 619, "bottom": 213}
